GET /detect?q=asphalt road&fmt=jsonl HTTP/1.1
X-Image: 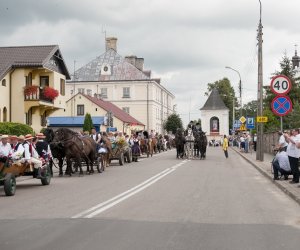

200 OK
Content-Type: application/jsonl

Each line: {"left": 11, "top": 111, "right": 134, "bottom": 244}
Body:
{"left": 1, "top": 147, "right": 300, "bottom": 250}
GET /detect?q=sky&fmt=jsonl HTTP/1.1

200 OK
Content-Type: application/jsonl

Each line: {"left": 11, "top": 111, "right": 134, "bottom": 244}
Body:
{"left": 1, "top": 0, "right": 300, "bottom": 126}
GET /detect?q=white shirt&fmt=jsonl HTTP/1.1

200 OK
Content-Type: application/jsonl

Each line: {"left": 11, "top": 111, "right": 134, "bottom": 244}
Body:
{"left": 23, "top": 143, "right": 39, "bottom": 160}
{"left": 275, "top": 151, "right": 291, "bottom": 172}
{"left": 0, "top": 143, "right": 12, "bottom": 157}
{"left": 286, "top": 134, "right": 300, "bottom": 158}
{"left": 279, "top": 134, "right": 288, "bottom": 148}
{"left": 11, "top": 143, "right": 25, "bottom": 159}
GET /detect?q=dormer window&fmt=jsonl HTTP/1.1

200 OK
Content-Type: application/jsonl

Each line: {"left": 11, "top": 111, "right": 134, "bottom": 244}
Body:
{"left": 101, "top": 63, "right": 111, "bottom": 75}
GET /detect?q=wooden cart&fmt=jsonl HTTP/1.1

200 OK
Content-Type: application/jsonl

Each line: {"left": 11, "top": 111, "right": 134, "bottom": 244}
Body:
{"left": 0, "top": 159, "right": 51, "bottom": 196}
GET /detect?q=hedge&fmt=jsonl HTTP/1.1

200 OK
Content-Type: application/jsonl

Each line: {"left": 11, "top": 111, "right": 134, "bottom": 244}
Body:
{"left": 0, "top": 122, "right": 34, "bottom": 136}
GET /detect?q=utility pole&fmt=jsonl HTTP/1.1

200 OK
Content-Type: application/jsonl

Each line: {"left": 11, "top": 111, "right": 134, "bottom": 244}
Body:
{"left": 256, "top": 0, "right": 264, "bottom": 161}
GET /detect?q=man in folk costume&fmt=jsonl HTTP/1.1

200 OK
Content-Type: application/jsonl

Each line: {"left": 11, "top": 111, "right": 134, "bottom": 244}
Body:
{"left": 90, "top": 127, "right": 101, "bottom": 143}
{"left": 10, "top": 135, "right": 24, "bottom": 161}
{"left": 35, "top": 133, "right": 52, "bottom": 161}
{"left": 22, "top": 134, "right": 43, "bottom": 178}
{"left": 0, "top": 135, "right": 12, "bottom": 163}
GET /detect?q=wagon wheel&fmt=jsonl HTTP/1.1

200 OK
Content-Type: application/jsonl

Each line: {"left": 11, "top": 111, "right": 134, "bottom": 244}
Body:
{"left": 119, "top": 152, "right": 125, "bottom": 166}
{"left": 41, "top": 164, "right": 51, "bottom": 186}
{"left": 4, "top": 173, "right": 16, "bottom": 196}
{"left": 98, "top": 155, "right": 104, "bottom": 172}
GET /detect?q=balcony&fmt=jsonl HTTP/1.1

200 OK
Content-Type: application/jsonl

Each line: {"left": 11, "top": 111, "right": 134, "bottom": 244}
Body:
{"left": 24, "top": 85, "right": 58, "bottom": 104}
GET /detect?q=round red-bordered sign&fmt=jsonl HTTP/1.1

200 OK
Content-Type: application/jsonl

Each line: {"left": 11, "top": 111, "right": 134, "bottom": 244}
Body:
{"left": 270, "top": 75, "right": 292, "bottom": 95}
{"left": 271, "top": 95, "right": 293, "bottom": 116}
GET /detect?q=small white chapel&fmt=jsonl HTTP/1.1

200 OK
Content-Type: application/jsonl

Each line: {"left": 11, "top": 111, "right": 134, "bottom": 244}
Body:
{"left": 200, "top": 88, "right": 229, "bottom": 141}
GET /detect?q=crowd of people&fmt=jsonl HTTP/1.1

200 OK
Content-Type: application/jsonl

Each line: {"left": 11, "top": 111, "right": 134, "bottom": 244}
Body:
{"left": 271, "top": 129, "right": 300, "bottom": 184}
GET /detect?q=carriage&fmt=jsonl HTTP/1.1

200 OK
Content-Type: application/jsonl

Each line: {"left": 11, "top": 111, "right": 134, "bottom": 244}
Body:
{"left": 0, "top": 159, "right": 51, "bottom": 196}
{"left": 109, "top": 139, "right": 132, "bottom": 166}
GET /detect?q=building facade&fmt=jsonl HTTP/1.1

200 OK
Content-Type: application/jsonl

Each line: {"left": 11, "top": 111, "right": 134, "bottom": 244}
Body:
{"left": 0, "top": 45, "right": 70, "bottom": 132}
{"left": 63, "top": 37, "right": 175, "bottom": 134}
{"left": 51, "top": 93, "right": 144, "bottom": 134}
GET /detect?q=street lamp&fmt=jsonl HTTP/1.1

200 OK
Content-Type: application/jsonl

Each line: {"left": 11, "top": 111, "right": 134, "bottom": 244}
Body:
{"left": 225, "top": 66, "right": 242, "bottom": 116}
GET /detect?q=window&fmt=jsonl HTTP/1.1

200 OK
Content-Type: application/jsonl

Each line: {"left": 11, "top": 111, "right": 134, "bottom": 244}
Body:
{"left": 100, "top": 88, "right": 107, "bottom": 98}
{"left": 123, "top": 87, "right": 130, "bottom": 98}
{"left": 122, "top": 107, "right": 130, "bottom": 114}
{"left": 3, "top": 107, "right": 7, "bottom": 122}
{"left": 2, "top": 79, "right": 6, "bottom": 86}
{"left": 77, "top": 105, "right": 84, "bottom": 116}
{"left": 40, "top": 76, "right": 49, "bottom": 88}
{"left": 70, "top": 89, "right": 74, "bottom": 95}
{"left": 60, "top": 79, "right": 65, "bottom": 96}
{"left": 41, "top": 111, "right": 47, "bottom": 127}
{"left": 25, "top": 108, "right": 32, "bottom": 125}
{"left": 78, "top": 88, "right": 85, "bottom": 94}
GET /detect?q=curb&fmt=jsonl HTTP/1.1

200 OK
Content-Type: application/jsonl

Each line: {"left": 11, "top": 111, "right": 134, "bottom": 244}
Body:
{"left": 231, "top": 147, "right": 300, "bottom": 206}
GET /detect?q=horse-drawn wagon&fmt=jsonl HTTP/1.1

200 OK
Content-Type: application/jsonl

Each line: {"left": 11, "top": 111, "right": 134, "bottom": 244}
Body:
{"left": 0, "top": 159, "right": 51, "bottom": 196}
{"left": 109, "top": 138, "right": 132, "bottom": 166}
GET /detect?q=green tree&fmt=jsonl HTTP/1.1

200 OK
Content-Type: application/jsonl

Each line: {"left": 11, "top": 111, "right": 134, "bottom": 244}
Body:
{"left": 206, "top": 77, "right": 237, "bottom": 129}
{"left": 163, "top": 113, "right": 183, "bottom": 134}
{"left": 83, "top": 113, "right": 93, "bottom": 133}
{"left": 264, "top": 53, "right": 300, "bottom": 131}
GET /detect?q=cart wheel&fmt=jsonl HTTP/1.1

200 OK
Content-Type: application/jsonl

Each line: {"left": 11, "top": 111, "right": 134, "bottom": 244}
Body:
{"left": 119, "top": 153, "right": 124, "bottom": 166}
{"left": 4, "top": 173, "right": 16, "bottom": 196}
{"left": 41, "top": 164, "right": 51, "bottom": 185}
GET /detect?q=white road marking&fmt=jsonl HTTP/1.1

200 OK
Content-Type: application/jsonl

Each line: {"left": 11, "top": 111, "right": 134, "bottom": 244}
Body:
{"left": 72, "top": 159, "right": 188, "bottom": 219}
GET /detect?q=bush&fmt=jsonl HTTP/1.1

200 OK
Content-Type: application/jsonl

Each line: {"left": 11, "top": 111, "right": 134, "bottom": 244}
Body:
{"left": 0, "top": 122, "right": 34, "bottom": 136}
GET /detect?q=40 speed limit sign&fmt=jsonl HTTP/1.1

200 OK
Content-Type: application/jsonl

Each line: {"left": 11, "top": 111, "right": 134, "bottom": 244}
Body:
{"left": 270, "top": 75, "right": 292, "bottom": 95}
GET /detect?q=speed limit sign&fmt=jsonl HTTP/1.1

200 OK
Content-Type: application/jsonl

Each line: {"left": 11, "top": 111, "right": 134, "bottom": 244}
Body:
{"left": 270, "top": 75, "right": 292, "bottom": 95}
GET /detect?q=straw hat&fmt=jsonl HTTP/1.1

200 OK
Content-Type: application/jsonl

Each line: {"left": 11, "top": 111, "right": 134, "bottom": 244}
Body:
{"left": 1, "top": 135, "right": 9, "bottom": 139}
{"left": 36, "top": 133, "right": 46, "bottom": 139}
{"left": 18, "top": 135, "right": 25, "bottom": 141}
{"left": 10, "top": 135, "right": 18, "bottom": 140}
{"left": 24, "top": 134, "right": 34, "bottom": 140}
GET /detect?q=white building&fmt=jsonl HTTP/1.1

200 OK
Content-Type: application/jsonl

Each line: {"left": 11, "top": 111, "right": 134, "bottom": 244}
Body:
{"left": 200, "top": 89, "right": 229, "bottom": 140}
{"left": 61, "top": 37, "right": 175, "bottom": 134}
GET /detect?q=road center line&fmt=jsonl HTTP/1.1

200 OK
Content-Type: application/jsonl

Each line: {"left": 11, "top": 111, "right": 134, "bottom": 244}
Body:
{"left": 72, "top": 160, "right": 187, "bottom": 219}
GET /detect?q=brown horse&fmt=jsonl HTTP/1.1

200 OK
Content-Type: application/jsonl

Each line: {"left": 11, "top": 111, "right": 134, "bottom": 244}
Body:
{"left": 51, "top": 128, "right": 97, "bottom": 176}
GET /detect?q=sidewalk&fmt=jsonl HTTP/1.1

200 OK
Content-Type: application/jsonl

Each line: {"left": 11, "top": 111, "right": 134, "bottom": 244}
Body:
{"left": 231, "top": 146, "right": 300, "bottom": 206}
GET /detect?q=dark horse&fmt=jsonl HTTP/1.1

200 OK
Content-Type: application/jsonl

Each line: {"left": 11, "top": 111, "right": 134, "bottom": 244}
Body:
{"left": 199, "top": 131, "right": 208, "bottom": 159}
{"left": 175, "top": 128, "right": 186, "bottom": 159}
{"left": 44, "top": 128, "right": 65, "bottom": 176}
{"left": 51, "top": 128, "right": 97, "bottom": 176}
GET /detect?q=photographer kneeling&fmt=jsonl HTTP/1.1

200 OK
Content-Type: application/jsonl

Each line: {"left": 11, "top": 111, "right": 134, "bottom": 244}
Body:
{"left": 272, "top": 146, "right": 292, "bottom": 180}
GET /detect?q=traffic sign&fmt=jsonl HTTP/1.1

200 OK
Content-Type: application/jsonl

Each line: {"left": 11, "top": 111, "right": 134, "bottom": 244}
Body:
{"left": 256, "top": 116, "right": 268, "bottom": 123}
{"left": 239, "top": 123, "right": 246, "bottom": 131}
{"left": 270, "top": 75, "right": 292, "bottom": 95}
{"left": 234, "top": 120, "right": 241, "bottom": 129}
{"left": 246, "top": 117, "right": 255, "bottom": 129}
{"left": 271, "top": 95, "right": 293, "bottom": 116}
{"left": 239, "top": 116, "right": 246, "bottom": 124}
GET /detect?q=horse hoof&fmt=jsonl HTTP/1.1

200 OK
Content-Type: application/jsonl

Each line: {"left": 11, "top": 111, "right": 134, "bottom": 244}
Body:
{"left": 59, "top": 173, "right": 63, "bottom": 177}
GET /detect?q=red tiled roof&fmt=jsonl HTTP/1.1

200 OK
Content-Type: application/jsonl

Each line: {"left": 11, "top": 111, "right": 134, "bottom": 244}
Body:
{"left": 82, "top": 94, "right": 144, "bottom": 126}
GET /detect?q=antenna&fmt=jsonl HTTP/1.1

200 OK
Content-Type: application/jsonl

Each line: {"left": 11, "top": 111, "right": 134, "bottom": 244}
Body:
{"left": 102, "top": 25, "right": 107, "bottom": 50}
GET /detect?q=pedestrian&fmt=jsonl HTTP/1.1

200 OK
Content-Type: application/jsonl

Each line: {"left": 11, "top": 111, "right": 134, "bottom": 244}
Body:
{"left": 284, "top": 129, "right": 300, "bottom": 184}
{"left": 223, "top": 135, "right": 229, "bottom": 158}
{"left": 253, "top": 133, "right": 257, "bottom": 151}
{"left": 277, "top": 131, "right": 288, "bottom": 151}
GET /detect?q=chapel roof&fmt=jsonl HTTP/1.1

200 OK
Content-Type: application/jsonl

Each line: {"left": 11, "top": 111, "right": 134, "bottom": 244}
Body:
{"left": 200, "top": 88, "right": 229, "bottom": 110}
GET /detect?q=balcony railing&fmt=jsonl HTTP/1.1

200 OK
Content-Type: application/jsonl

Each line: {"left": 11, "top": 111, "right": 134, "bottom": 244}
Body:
{"left": 24, "top": 86, "right": 54, "bottom": 103}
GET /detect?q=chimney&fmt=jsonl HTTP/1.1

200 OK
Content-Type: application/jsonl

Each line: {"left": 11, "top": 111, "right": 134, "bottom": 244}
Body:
{"left": 106, "top": 37, "right": 117, "bottom": 52}
{"left": 135, "top": 58, "right": 144, "bottom": 71}
{"left": 125, "top": 55, "right": 137, "bottom": 66}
